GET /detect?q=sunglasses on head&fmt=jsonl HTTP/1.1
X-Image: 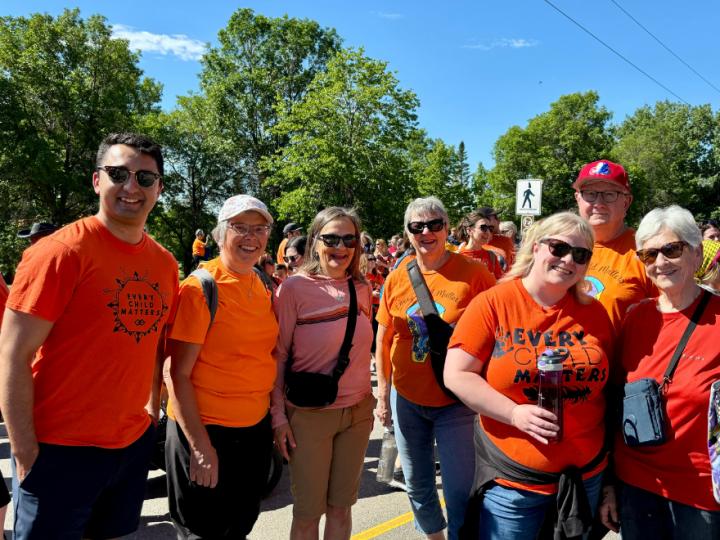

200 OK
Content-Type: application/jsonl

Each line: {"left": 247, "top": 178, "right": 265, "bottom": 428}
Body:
{"left": 636, "top": 241, "right": 687, "bottom": 265}
{"left": 96, "top": 165, "right": 161, "bottom": 188}
{"left": 475, "top": 224, "right": 495, "bottom": 233}
{"left": 407, "top": 218, "right": 445, "bottom": 235}
{"left": 318, "top": 234, "right": 358, "bottom": 248}
{"left": 283, "top": 255, "right": 300, "bottom": 263}
{"left": 540, "top": 238, "right": 593, "bottom": 265}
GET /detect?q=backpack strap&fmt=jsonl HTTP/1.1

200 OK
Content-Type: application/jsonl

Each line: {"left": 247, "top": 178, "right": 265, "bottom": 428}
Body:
{"left": 252, "top": 266, "right": 275, "bottom": 304}
{"left": 189, "top": 268, "right": 218, "bottom": 326}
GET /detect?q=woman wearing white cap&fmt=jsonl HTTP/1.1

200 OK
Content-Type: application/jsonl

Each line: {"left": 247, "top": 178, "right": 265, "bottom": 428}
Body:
{"left": 164, "top": 194, "right": 280, "bottom": 539}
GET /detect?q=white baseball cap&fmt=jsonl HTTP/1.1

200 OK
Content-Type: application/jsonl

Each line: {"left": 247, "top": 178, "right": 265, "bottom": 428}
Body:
{"left": 217, "top": 194, "right": 273, "bottom": 224}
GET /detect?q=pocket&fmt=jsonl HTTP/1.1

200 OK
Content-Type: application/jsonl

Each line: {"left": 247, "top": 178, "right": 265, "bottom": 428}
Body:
{"left": 17, "top": 448, "right": 42, "bottom": 490}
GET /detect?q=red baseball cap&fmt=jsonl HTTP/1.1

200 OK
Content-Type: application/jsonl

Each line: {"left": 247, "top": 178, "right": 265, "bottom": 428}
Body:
{"left": 572, "top": 160, "right": 631, "bottom": 192}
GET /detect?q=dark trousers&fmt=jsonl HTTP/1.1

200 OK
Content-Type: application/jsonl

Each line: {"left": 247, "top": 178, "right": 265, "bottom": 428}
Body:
{"left": 165, "top": 415, "right": 272, "bottom": 539}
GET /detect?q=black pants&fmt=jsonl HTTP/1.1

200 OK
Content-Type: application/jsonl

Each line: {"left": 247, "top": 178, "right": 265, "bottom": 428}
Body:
{"left": 165, "top": 416, "right": 272, "bottom": 539}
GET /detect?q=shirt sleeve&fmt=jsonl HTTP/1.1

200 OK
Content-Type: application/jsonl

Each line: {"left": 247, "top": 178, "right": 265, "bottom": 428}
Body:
{"left": 376, "top": 273, "right": 395, "bottom": 328}
{"left": 167, "top": 277, "right": 210, "bottom": 345}
{"left": 448, "top": 290, "right": 498, "bottom": 366}
{"left": 270, "top": 279, "right": 298, "bottom": 428}
{"left": 6, "top": 239, "right": 81, "bottom": 322}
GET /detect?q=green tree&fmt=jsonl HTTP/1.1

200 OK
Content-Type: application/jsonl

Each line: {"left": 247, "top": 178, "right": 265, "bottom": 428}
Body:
{"left": 488, "top": 92, "right": 614, "bottom": 219}
{"left": 613, "top": 101, "right": 719, "bottom": 223}
{"left": 262, "top": 48, "right": 419, "bottom": 239}
{"left": 0, "top": 9, "right": 161, "bottom": 274}
{"left": 200, "top": 8, "right": 341, "bottom": 197}
{"left": 141, "top": 96, "right": 234, "bottom": 276}
{"left": 471, "top": 162, "right": 490, "bottom": 208}
{"left": 454, "top": 141, "right": 471, "bottom": 188}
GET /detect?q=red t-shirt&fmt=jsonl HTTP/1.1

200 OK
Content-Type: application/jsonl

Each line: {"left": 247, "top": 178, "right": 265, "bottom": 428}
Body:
{"left": 0, "top": 274, "right": 8, "bottom": 327}
{"left": 614, "top": 292, "right": 720, "bottom": 510}
{"left": 459, "top": 247, "right": 503, "bottom": 280}
{"left": 449, "top": 278, "right": 614, "bottom": 493}
{"left": 7, "top": 216, "right": 179, "bottom": 448}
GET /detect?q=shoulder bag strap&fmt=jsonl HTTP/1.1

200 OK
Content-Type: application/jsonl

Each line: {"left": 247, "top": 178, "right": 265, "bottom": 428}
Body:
{"left": 406, "top": 259, "right": 438, "bottom": 317}
{"left": 332, "top": 277, "right": 358, "bottom": 380}
{"left": 189, "top": 268, "right": 218, "bottom": 326}
{"left": 662, "top": 289, "right": 712, "bottom": 388}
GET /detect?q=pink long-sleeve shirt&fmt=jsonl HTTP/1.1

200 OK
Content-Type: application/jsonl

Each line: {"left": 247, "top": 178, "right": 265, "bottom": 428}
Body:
{"left": 270, "top": 273, "right": 373, "bottom": 428}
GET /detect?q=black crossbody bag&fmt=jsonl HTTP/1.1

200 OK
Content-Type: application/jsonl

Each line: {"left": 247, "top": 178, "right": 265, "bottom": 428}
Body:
{"left": 406, "top": 259, "right": 458, "bottom": 401}
{"left": 284, "top": 278, "right": 357, "bottom": 408}
{"left": 622, "top": 289, "right": 711, "bottom": 447}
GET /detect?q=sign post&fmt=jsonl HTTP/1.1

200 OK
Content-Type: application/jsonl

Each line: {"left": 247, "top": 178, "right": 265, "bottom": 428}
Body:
{"left": 515, "top": 179, "right": 543, "bottom": 239}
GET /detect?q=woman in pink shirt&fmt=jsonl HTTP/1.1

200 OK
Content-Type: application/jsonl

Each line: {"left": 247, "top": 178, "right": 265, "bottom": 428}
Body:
{"left": 271, "top": 207, "right": 375, "bottom": 540}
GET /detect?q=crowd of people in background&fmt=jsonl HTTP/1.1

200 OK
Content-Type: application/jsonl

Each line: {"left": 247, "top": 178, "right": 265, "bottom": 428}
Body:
{"left": 0, "top": 133, "right": 719, "bottom": 540}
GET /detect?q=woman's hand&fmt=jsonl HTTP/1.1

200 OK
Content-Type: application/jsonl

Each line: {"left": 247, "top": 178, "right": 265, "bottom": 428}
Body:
{"left": 510, "top": 404, "right": 560, "bottom": 444}
{"left": 599, "top": 485, "right": 620, "bottom": 532}
{"left": 274, "top": 423, "right": 296, "bottom": 461}
{"left": 189, "top": 441, "right": 219, "bottom": 488}
{"left": 375, "top": 395, "right": 392, "bottom": 427}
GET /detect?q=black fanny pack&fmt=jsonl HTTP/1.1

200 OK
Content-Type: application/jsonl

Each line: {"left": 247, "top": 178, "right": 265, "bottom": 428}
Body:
{"left": 284, "top": 278, "right": 357, "bottom": 408}
{"left": 621, "top": 290, "right": 710, "bottom": 447}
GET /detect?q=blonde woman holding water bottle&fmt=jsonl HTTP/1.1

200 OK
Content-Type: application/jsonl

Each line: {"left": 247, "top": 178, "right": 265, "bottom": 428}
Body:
{"left": 444, "top": 212, "right": 614, "bottom": 540}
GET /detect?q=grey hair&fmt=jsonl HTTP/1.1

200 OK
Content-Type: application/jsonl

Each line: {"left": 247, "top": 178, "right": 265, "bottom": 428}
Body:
{"left": 403, "top": 197, "right": 449, "bottom": 231}
{"left": 211, "top": 222, "right": 228, "bottom": 249}
{"left": 195, "top": 229, "right": 204, "bottom": 236}
{"left": 636, "top": 205, "right": 702, "bottom": 250}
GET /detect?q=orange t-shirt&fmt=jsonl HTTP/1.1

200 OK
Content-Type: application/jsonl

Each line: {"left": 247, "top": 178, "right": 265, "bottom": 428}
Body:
{"left": 0, "top": 273, "right": 9, "bottom": 327}
{"left": 614, "top": 292, "right": 720, "bottom": 510}
{"left": 167, "top": 257, "right": 279, "bottom": 427}
{"left": 584, "top": 228, "right": 656, "bottom": 329}
{"left": 6, "top": 216, "right": 179, "bottom": 448}
{"left": 366, "top": 271, "right": 384, "bottom": 308}
{"left": 448, "top": 278, "right": 614, "bottom": 493}
{"left": 488, "top": 234, "right": 515, "bottom": 268}
{"left": 192, "top": 238, "right": 205, "bottom": 257}
{"left": 376, "top": 252, "right": 496, "bottom": 407}
{"left": 276, "top": 238, "right": 288, "bottom": 265}
{"left": 459, "top": 247, "right": 503, "bottom": 279}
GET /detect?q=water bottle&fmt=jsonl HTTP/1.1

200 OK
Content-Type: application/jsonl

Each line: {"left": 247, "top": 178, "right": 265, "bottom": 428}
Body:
{"left": 376, "top": 427, "right": 398, "bottom": 484}
{"left": 537, "top": 348, "right": 569, "bottom": 442}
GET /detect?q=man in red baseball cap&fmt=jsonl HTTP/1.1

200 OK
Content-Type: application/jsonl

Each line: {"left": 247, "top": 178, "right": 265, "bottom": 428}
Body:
{"left": 573, "top": 159, "right": 656, "bottom": 328}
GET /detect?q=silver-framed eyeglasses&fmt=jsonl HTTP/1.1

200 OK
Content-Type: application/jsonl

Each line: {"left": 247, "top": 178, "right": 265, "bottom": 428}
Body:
{"left": 228, "top": 223, "right": 272, "bottom": 237}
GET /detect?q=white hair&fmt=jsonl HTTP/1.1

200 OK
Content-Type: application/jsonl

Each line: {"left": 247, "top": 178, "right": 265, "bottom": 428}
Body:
{"left": 403, "top": 197, "right": 449, "bottom": 230}
{"left": 636, "top": 205, "right": 702, "bottom": 250}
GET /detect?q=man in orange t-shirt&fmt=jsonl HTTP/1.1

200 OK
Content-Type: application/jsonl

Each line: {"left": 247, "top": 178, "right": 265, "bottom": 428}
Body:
{"left": 573, "top": 160, "right": 656, "bottom": 330}
{"left": 0, "top": 133, "right": 179, "bottom": 539}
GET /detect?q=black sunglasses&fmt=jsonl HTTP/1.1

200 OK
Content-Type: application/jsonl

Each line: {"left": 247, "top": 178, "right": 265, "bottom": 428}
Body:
{"left": 475, "top": 224, "right": 495, "bottom": 233}
{"left": 636, "top": 241, "right": 687, "bottom": 265}
{"left": 540, "top": 238, "right": 593, "bottom": 265}
{"left": 407, "top": 218, "right": 445, "bottom": 235}
{"left": 318, "top": 234, "right": 358, "bottom": 248}
{"left": 283, "top": 255, "right": 300, "bottom": 263}
{"left": 96, "top": 165, "right": 161, "bottom": 188}
{"left": 367, "top": 256, "right": 376, "bottom": 261}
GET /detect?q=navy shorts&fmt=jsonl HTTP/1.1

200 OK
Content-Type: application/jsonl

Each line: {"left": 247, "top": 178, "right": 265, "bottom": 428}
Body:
{"left": 12, "top": 423, "right": 156, "bottom": 540}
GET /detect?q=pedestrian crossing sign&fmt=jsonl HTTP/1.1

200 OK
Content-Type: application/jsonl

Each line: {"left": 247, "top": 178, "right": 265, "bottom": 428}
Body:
{"left": 515, "top": 179, "right": 543, "bottom": 216}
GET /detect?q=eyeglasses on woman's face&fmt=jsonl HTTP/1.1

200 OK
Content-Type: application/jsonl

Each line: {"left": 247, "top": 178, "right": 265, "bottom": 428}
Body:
{"left": 407, "top": 218, "right": 445, "bottom": 235}
{"left": 636, "top": 241, "right": 687, "bottom": 265}
{"left": 539, "top": 238, "right": 593, "bottom": 265}
{"left": 318, "top": 233, "right": 358, "bottom": 248}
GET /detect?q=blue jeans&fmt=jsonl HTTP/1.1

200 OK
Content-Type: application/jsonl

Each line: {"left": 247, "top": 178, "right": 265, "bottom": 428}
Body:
{"left": 479, "top": 472, "right": 602, "bottom": 540}
{"left": 391, "top": 387, "right": 475, "bottom": 540}
{"left": 619, "top": 481, "right": 720, "bottom": 539}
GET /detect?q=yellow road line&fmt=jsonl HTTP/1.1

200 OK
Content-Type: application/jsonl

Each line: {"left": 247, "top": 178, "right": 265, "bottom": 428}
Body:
{"left": 351, "top": 497, "right": 445, "bottom": 539}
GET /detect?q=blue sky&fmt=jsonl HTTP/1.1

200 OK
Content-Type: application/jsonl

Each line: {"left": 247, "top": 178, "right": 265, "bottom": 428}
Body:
{"left": 4, "top": 1, "right": 719, "bottom": 169}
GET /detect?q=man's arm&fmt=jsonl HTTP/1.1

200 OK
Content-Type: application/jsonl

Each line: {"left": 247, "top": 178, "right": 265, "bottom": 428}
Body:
{"left": 145, "top": 328, "right": 167, "bottom": 425}
{"left": 0, "top": 309, "right": 54, "bottom": 481}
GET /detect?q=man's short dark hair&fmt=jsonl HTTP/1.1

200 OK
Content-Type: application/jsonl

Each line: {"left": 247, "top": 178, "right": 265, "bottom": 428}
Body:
{"left": 96, "top": 133, "right": 164, "bottom": 176}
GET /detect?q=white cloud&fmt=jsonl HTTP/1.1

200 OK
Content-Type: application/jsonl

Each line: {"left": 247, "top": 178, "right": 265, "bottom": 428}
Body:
{"left": 462, "top": 38, "right": 539, "bottom": 51}
{"left": 371, "top": 11, "right": 404, "bottom": 20}
{"left": 111, "top": 24, "right": 206, "bottom": 61}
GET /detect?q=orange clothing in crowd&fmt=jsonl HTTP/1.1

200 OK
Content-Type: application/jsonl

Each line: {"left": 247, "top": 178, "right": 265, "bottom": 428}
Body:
{"left": 0, "top": 273, "right": 8, "bottom": 327}
{"left": 377, "top": 252, "right": 495, "bottom": 408}
{"left": 449, "top": 278, "right": 614, "bottom": 494}
{"left": 276, "top": 237, "right": 288, "bottom": 265}
{"left": 191, "top": 238, "right": 206, "bottom": 258}
{"left": 366, "top": 271, "right": 384, "bottom": 309}
{"left": 488, "top": 234, "right": 515, "bottom": 268}
{"left": 584, "top": 228, "right": 656, "bottom": 329}
{"left": 614, "top": 293, "right": 720, "bottom": 510}
{"left": 167, "top": 257, "right": 279, "bottom": 428}
{"left": 7, "top": 216, "right": 179, "bottom": 448}
{"left": 459, "top": 247, "right": 503, "bottom": 279}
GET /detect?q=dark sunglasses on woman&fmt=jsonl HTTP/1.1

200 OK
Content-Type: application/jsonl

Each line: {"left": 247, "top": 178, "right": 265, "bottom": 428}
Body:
{"left": 284, "top": 255, "right": 300, "bottom": 263}
{"left": 407, "top": 218, "right": 445, "bottom": 235}
{"left": 96, "top": 165, "right": 161, "bottom": 188}
{"left": 540, "top": 238, "right": 593, "bottom": 265}
{"left": 318, "top": 234, "right": 358, "bottom": 248}
{"left": 636, "top": 241, "right": 687, "bottom": 265}
{"left": 475, "top": 224, "right": 495, "bottom": 233}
